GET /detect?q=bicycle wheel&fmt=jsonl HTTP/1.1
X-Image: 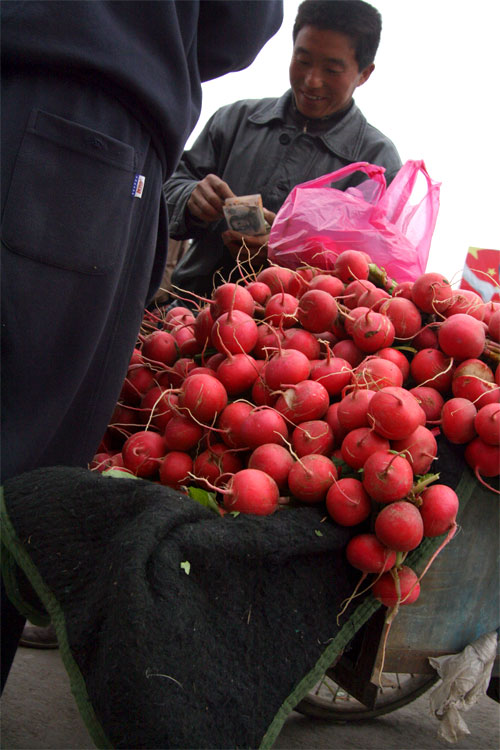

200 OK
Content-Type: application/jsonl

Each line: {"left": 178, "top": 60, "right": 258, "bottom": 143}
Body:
{"left": 295, "top": 669, "right": 438, "bottom": 721}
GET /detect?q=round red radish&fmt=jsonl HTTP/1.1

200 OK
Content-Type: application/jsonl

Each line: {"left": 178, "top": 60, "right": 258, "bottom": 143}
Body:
{"left": 310, "top": 357, "right": 352, "bottom": 396}
{"left": 177, "top": 373, "right": 228, "bottom": 423}
{"left": 245, "top": 280, "right": 272, "bottom": 306}
{"left": 282, "top": 327, "right": 321, "bottom": 360}
{"left": 362, "top": 450, "right": 414, "bottom": 503}
{"left": 444, "top": 289, "right": 483, "bottom": 317}
{"left": 274, "top": 380, "right": 330, "bottom": 425}
{"left": 221, "top": 468, "right": 279, "bottom": 515}
{"left": 418, "top": 485, "right": 459, "bottom": 537}
{"left": 308, "top": 273, "right": 345, "bottom": 297}
{"left": 441, "top": 397, "right": 477, "bottom": 444}
{"left": 334, "top": 249, "right": 369, "bottom": 282}
{"left": 465, "top": 437, "right": 500, "bottom": 479}
{"left": 193, "top": 305, "right": 214, "bottom": 347}
{"left": 372, "top": 566, "right": 420, "bottom": 607}
{"left": 122, "top": 430, "right": 166, "bottom": 477}
{"left": 411, "top": 272, "right": 453, "bottom": 314}
{"left": 217, "top": 401, "right": 254, "bottom": 448}
{"left": 140, "top": 388, "right": 179, "bottom": 431}
{"left": 343, "top": 279, "right": 376, "bottom": 310}
{"left": 291, "top": 420, "right": 334, "bottom": 457}
{"left": 412, "top": 326, "right": 439, "bottom": 350}
{"left": 141, "top": 330, "right": 178, "bottom": 367}
{"left": 264, "top": 292, "right": 299, "bottom": 328}
{"left": 239, "top": 407, "right": 288, "bottom": 450}
{"left": 375, "top": 348, "right": 410, "bottom": 382}
{"left": 264, "top": 348, "right": 311, "bottom": 390}
{"left": 352, "top": 356, "right": 404, "bottom": 391}
{"left": 164, "top": 414, "right": 203, "bottom": 452}
{"left": 437, "top": 313, "right": 486, "bottom": 360}
{"left": 452, "top": 358, "right": 500, "bottom": 408}
{"left": 336, "top": 388, "right": 377, "bottom": 431}
{"left": 378, "top": 296, "right": 422, "bottom": 339}
{"left": 211, "top": 309, "right": 258, "bottom": 355}
{"left": 193, "top": 444, "right": 243, "bottom": 488}
{"left": 408, "top": 386, "right": 444, "bottom": 423}
{"left": 210, "top": 282, "right": 255, "bottom": 320}
{"left": 159, "top": 451, "right": 193, "bottom": 489}
{"left": 297, "top": 289, "right": 338, "bottom": 333}
{"left": 247, "top": 443, "right": 294, "bottom": 491}
{"left": 287, "top": 454, "right": 337, "bottom": 503}
{"left": 375, "top": 501, "right": 424, "bottom": 551}
{"left": 392, "top": 425, "right": 438, "bottom": 475}
{"left": 256, "top": 266, "right": 295, "bottom": 295}
{"left": 488, "top": 309, "right": 500, "bottom": 343}
{"left": 340, "top": 427, "right": 390, "bottom": 470}
{"left": 345, "top": 533, "right": 396, "bottom": 573}
{"left": 367, "top": 386, "right": 425, "bottom": 440}
{"left": 288, "top": 267, "right": 315, "bottom": 297}
{"left": 216, "top": 353, "right": 259, "bottom": 396}
{"left": 410, "top": 348, "right": 454, "bottom": 394}
{"left": 120, "top": 364, "right": 155, "bottom": 405}
{"left": 474, "top": 403, "right": 500, "bottom": 445}
{"left": 332, "top": 339, "right": 364, "bottom": 367}
{"left": 326, "top": 478, "right": 372, "bottom": 526}
{"left": 325, "top": 402, "right": 349, "bottom": 447}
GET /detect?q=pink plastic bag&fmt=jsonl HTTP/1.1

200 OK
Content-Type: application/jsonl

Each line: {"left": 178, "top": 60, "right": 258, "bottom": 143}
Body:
{"left": 268, "top": 160, "right": 441, "bottom": 283}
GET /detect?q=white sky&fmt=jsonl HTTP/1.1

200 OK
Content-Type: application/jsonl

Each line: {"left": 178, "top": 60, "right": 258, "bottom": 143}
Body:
{"left": 187, "top": 0, "right": 499, "bottom": 284}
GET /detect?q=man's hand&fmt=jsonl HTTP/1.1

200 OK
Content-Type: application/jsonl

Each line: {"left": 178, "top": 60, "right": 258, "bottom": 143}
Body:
{"left": 222, "top": 208, "right": 276, "bottom": 265}
{"left": 187, "top": 174, "right": 235, "bottom": 223}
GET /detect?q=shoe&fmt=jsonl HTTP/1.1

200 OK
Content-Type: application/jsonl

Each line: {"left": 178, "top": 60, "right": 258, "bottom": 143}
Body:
{"left": 19, "top": 622, "right": 58, "bottom": 649}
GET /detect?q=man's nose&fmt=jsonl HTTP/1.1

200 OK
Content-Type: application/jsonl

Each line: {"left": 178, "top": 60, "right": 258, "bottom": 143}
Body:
{"left": 304, "top": 67, "right": 323, "bottom": 88}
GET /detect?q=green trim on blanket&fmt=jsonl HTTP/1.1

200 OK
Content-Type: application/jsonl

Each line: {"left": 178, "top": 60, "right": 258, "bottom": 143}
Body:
{"left": 260, "top": 467, "right": 477, "bottom": 749}
{"left": 0, "top": 489, "right": 112, "bottom": 750}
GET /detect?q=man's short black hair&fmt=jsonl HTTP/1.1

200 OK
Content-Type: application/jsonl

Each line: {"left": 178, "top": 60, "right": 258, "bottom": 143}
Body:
{"left": 293, "top": 0, "right": 382, "bottom": 70}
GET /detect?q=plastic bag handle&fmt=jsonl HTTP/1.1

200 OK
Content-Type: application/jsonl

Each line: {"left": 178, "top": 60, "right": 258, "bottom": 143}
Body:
{"left": 377, "top": 159, "right": 437, "bottom": 221}
{"left": 295, "top": 161, "right": 387, "bottom": 191}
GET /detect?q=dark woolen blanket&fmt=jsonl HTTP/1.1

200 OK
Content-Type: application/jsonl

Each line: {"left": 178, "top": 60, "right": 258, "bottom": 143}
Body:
{"left": 0, "top": 440, "right": 475, "bottom": 749}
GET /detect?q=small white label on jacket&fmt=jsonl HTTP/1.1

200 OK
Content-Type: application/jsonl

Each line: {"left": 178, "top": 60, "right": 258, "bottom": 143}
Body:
{"left": 132, "top": 174, "right": 145, "bottom": 198}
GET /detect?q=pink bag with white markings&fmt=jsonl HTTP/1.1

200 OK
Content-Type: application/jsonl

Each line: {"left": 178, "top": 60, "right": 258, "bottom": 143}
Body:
{"left": 268, "top": 160, "right": 441, "bottom": 283}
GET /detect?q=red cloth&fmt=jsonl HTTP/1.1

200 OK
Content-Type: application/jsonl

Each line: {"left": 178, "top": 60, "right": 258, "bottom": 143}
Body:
{"left": 459, "top": 247, "right": 500, "bottom": 302}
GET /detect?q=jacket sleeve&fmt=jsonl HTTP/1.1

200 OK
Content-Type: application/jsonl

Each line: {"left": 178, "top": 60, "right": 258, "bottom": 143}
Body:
{"left": 196, "top": 1, "right": 283, "bottom": 82}
{"left": 163, "top": 112, "right": 223, "bottom": 239}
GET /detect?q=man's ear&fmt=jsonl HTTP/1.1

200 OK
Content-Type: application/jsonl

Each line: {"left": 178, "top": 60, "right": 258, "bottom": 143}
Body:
{"left": 357, "top": 62, "right": 375, "bottom": 87}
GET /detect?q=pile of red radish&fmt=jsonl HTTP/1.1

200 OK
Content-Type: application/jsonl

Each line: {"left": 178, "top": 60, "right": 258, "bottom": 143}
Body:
{"left": 90, "top": 249, "right": 500, "bottom": 618}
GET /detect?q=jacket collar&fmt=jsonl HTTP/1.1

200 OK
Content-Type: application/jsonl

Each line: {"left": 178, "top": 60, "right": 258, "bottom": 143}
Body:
{"left": 248, "top": 89, "right": 367, "bottom": 162}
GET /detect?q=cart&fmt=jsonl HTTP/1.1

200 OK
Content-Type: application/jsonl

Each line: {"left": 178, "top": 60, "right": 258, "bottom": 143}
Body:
{"left": 296, "top": 467, "right": 500, "bottom": 721}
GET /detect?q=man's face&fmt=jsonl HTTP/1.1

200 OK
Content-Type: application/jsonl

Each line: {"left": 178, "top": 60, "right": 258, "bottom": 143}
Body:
{"left": 289, "top": 25, "right": 374, "bottom": 119}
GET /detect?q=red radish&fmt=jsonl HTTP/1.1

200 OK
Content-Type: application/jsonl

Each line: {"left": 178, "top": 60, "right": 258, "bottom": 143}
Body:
{"left": 172, "top": 324, "right": 202, "bottom": 357}
{"left": 193, "top": 443, "right": 243, "bottom": 488}
{"left": 418, "top": 484, "right": 459, "bottom": 537}
{"left": 340, "top": 427, "right": 390, "bottom": 470}
{"left": 247, "top": 443, "right": 294, "bottom": 491}
{"left": 378, "top": 297, "right": 422, "bottom": 339}
{"left": 210, "top": 282, "right": 255, "bottom": 320}
{"left": 129, "top": 347, "right": 143, "bottom": 366}
{"left": 287, "top": 267, "right": 315, "bottom": 297}
{"left": 239, "top": 407, "right": 288, "bottom": 450}
{"left": 252, "top": 324, "right": 282, "bottom": 359}
{"left": 282, "top": 328, "right": 321, "bottom": 360}
{"left": 337, "top": 388, "right": 376, "bottom": 431}
{"left": 264, "top": 292, "right": 299, "bottom": 328}
{"left": 392, "top": 425, "right": 438, "bottom": 475}
{"left": 165, "top": 306, "right": 196, "bottom": 329}
{"left": 444, "top": 288, "right": 483, "bottom": 317}
{"left": 217, "top": 401, "right": 254, "bottom": 448}
{"left": 452, "top": 358, "right": 500, "bottom": 408}
{"left": 140, "top": 388, "right": 179, "bottom": 431}
{"left": 393, "top": 281, "right": 413, "bottom": 300}
{"left": 159, "top": 451, "right": 193, "bottom": 489}
{"left": 375, "top": 501, "right": 424, "bottom": 551}
{"left": 465, "top": 437, "right": 500, "bottom": 481}
{"left": 437, "top": 313, "right": 487, "bottom": 360}
{"left": 287, "top": 454, "right": 337, "bottom": 503}
{"left": 367, "top": 386, "right": 425, "bottom": 440}
{"left": 343, "top": 279, "right": 376, "bottom": 310}
{"left": 344, "top": 306, "right": 370, "bottom": 336}
{"left": 297, "top": 289, "right": 338, "bottom": 333}
{"left": 177, "top": 373, "right": 228, "bottom": 423}
{"left": 410, "top": 348, "right": 454, "bottom": 394}
{"left": 120, "top": 364, "right": 155, "bottom": 405}
{"left": 166, "top": 357, "right": 198, "bottom": 388}
{"left": 163, "top": 414, "right": 203, "bottom": 452}
{"left": 352, "top": 356, "right": 403, "bottom": 390}
{"left": 411, "top": 272, "right": 453, "bottom": 314}
{"left": 308, "top": 274, "right": 345, "bottom": 297}
{"left": 193, "top": 305, "right": 214, "bottom": 347}
{"left": 376, "top": 347, "right": 410, "bottom": 382}
{"left": 332, "top": 339, "right": 364, "bottom": 367}
{"left": 216, "top": 353, "right": 259, "bottom": 396}
{"left": 474, "top": 403, "right": 500, "bottom": 445}
{"left": 264, "top": 348, "right": 311, "bottom": 390}
{"left": 274, "top": 380, "right": 330, "bottom": 424}
{"left": 412, "top": 326, "right": 439, "bottom": 350}
{"left": 441, "top": 397, "right": 477, "bottom": 444}
{"left": 245, "top": 280, "right": 272, "bottom": 306}
{"left": 408, "top": 386, "right": 444, "bottom": 423}
{"left": 122, "top": 430, "right": 166, "bottom": 477}
{"left": 211, "top": 309, "right": 259, "bottom": 355}
{"left": 89, "top": 452, "right": 123, "bottom": 473}
{"left": 357, "top": 286, "right": 391, "bottom": 310}
{"left": 326, "top": 478, "right": 372, "bottom": 526}
{"left": 141, "top": 330, "right": 178, "bottom": 367}
{"left": 291, "top": 420, "right": 334, "bottom": 457}
{"left": 107, "top": 403, "right": 144, "bottom": 443}
{"left": 334, "top": 249, "right": 370, "bottom": 282}
{"left": 373, "top": 566, "right": 420, "bottom": 606}
{"left": 488, "top": 309, "right": 500, "bottom": 343}
{"left": 220, "top": 468, "right": 279, "bottom": 515}
{"left": 256, "top": 266, "right": 295, "bottom": 295}
{"left": 345, "top": 533, "right": 396, "bottom": 573}
{"left": 362, "top": 450, "right": 414, "bottom": 503}
{"left": 251, "top": 371, "right": 277, "bottom": 406}
{"left": 310, "top": 356, "right": 352, "bottom": 396}
{"left": 204, "top": 352, "right": 226, "bottom": 371}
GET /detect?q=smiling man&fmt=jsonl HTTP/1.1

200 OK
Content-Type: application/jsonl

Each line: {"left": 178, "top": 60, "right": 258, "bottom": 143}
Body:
{"left": 164, "top": 0, "right": 402, "bottom": 302}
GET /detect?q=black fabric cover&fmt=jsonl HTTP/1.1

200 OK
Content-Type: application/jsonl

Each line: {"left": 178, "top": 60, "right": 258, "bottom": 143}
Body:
{"left": 2, "top": 467, "right": 362, "bottom": 749}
